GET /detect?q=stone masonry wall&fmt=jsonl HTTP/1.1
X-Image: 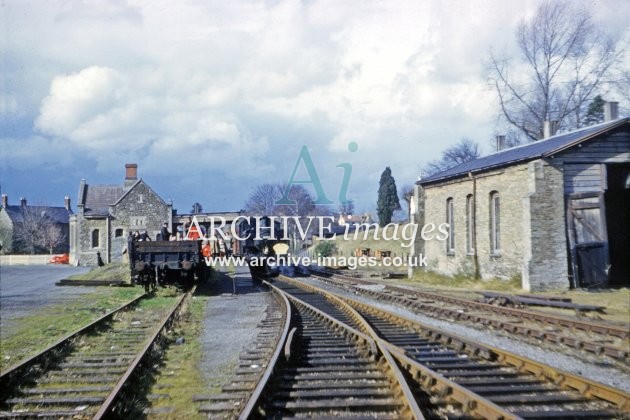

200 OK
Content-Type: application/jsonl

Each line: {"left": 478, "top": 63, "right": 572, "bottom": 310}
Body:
{"left": 420, "top": 164, "right": 531, "bottom": 287}
{"left": 522, "top": 160, "right": 568, "bottom": 290}
{"left": 110, "top": 182, "right": 170, "bottom": 262}
{"left": 76, "top": 217, "right": 107, "bottom": 266}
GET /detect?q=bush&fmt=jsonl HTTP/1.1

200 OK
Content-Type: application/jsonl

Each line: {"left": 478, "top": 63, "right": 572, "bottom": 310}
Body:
{"left": 314, "top": 241, "right": 337, "bottom": 257}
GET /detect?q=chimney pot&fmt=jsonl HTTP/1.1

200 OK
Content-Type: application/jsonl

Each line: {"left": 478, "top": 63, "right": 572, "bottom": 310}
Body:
{"left": 496, "top": 135, "right": 506, "bottom": 151}
{"left": 125, "top": 163, "right": 138, "bottom": 180}
{"left": 604, "top": 101, "right": 619, "bottom": 121}
{"left": 1, "top": 194, "right": 7, "bottom": 208}
{"left": 64, "top": 196, "right": 71, "bottom": 211}
{"left": 20, "top": 197, "right": 27, "bottom": 207}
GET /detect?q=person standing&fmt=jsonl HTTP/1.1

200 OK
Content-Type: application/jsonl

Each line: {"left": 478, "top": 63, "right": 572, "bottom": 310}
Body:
{"left": 160, "top": 223, "right": 171, "bottom": 241}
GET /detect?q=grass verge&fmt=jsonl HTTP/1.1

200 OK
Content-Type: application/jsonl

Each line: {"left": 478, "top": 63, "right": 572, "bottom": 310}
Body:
{"left": 406, "top": 270, "right": 522, "bottom": 292}
{"left": 65, "top": 262, "right": 132, "bottom": 283}
{"left": 1, "top": 286, "right": 144, "bottom": 371}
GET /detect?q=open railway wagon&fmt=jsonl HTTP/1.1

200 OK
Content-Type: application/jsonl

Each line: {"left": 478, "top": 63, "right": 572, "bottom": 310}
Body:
{"left": 130, "top": 240, "right": 209, "bottom": 291}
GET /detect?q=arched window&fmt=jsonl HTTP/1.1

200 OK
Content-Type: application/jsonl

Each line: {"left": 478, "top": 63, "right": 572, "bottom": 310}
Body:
{"left": 489, "top": 192, "right": 500, "bottom": 254}
{"left": 466, "top": 194, "right": 475, "bottom": 254}
{"left": 446, "top": 198, "right": 455, "bottom": 254}
{"left": 92, "top": 229, "right": 100, "bottom": 248}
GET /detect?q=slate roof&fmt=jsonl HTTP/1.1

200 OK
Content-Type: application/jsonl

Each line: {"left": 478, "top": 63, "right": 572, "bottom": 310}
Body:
{"left": 419, "top": 117, "right": 629, "bottom": 185}
{"left": 83, "top": 185, "right": 124, "bottom": 216}
{"left": 3, "top": 205, "right": 72, "bottom": 224}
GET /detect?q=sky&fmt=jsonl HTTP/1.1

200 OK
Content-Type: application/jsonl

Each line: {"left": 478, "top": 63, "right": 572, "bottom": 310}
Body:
{"left": 1, "top": 0, "right": 629, "bottom": 215}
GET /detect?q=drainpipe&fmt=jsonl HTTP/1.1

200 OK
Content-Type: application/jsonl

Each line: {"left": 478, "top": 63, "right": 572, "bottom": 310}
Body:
{"left": 106, "top": 216, "right": 111, "bottom": 264}
{"left": 470, "top": 172, "right": 480, "bottom": 279}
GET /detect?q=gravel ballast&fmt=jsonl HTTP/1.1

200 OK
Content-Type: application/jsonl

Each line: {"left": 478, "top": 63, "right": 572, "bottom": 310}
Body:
{"left": 301, "top": 276, "right": 630, "bottom": 393}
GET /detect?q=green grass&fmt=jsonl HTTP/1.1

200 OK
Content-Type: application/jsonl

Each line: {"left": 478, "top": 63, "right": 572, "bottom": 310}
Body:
{"left": 1, "top": 286, "right": 144, "bottom": 371}
{"left": 407, "top": 270, "right": 522, "bottom": 292}
{"left": 146, "top": 295, "right": 210, "bottom": 417}
{"left": 65, "top": 262, "right": 131, "bottom": 283}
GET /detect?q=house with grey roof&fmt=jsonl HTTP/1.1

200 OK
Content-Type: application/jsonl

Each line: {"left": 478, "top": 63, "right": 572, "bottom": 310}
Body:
{"left": 412, "top": 106, "right": 629, "bottom": 291}
{"left": 0, "top": 195, "right": 72, "bottom": 254}
{"left": 69, "top": 164, "right": 172, "bottom": 265}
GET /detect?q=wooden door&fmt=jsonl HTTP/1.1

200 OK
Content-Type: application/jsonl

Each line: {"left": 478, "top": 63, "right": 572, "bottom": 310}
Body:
{"left": 566, "top": 193, "right": 610, "bottom": 288}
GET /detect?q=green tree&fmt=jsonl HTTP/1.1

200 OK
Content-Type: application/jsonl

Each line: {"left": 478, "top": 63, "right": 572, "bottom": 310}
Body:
{"left": 583, "top": 95, "right": 606, "bottom": 126}
{"left": 377, "top": 167, "right": 401, "bottom": 227}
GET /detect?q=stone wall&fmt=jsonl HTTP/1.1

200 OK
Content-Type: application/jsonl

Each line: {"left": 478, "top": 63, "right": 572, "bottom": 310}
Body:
{"left": 72, "top": 181, "right": 171, "bottom": 266}
{"left": 109, "top": 182, "right": 171, "bottom": 263}
{"left": 419, "top": 164, "right": 532, "bottom": 288}
{"left": 76, "top": 217, "right": 107, "bottom": 266}
{"left": 522, "top": 160, "right": 568, "bottom": 290}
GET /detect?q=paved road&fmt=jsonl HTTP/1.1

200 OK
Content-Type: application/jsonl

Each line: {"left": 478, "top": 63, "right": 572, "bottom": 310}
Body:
{"left": 0, "top": 265, "right": 93, "bottom": 338}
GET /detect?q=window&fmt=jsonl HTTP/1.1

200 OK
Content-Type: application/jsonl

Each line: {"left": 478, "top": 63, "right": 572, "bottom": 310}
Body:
{"left": 115, "top": 228, "right": 123, "bottom": 238}
{"left": 130, "top": 216, "right": 147, "bottom": 228}
{"left": 490, "top": 192, "right": 500, "bottom": 254}
{"left": 92, "top": 229, "right": 100, "bottom": 248}
{"left": 466, "top": 194, "right": 475, "bottom": 254}
{"left": 446, "top": 198, "right": 455, "bottom": 254}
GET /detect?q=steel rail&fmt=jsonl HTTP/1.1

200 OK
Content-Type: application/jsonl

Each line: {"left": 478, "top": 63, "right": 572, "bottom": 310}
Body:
{"left": 309, "top": 270, "right": 629, "bottom": 360}
{"left": 279, "top": 275, "right": 515, "bottom": 419}
{"left": 237, "top": 283, "right": 292, "bottom": 420}
{"left": 264, "top": 281, "right": 425, "bottom": 419}
{"left": 93, "top": 287, "right": 195, "bottom": 419}
{"left": 327, "top": 281, "right": 630, "bottom": 412}
{"left": 311, "top": 268, "right": 629, "bottom": 339}
{"left": 0, "top": 293, "right": 147, "bottom": 393}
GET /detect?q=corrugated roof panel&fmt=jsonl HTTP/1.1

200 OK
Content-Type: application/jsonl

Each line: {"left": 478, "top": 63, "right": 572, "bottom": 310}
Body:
{"left": 420, "top": 118, "right": 629, "bottom": 184}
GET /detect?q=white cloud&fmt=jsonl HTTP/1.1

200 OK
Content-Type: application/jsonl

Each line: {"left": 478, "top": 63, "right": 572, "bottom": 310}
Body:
{"left": 3, "top": 0, "right": 629, "bottom": 210}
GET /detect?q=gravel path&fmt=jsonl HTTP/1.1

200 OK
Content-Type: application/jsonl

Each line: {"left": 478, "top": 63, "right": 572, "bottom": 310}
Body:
{"left": 198, "top": 265, "right": 274, "bottom": 389}
{"left": 0, "top": 264, "right": 92, "bottom": 339}
{"left": 302, "top": 276, "right": 630, "bottom": 393}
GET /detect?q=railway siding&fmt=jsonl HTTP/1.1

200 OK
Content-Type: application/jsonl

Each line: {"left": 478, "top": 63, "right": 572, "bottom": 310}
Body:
{"left": 274, "top": 275, "right": 630, "bottom": 418}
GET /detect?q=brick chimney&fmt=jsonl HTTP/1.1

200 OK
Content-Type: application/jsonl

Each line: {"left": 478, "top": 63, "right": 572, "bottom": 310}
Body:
{"left": 124, "top": 163, "right": 138, "bottom": 189}
{"left": 20, "top": 197, "right": 27, "bottom": 207}
{"left": 1, "top": 194, "right": 7, "bottom": 208}
{"left": 64, "top": 196, "right": 71, "bottom": 211}
{"left": 604, "top": 101, "right": 619, "bottom": 121}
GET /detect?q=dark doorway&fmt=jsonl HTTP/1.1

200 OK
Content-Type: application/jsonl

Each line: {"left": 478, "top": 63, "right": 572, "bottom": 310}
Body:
{"left": 567, "top": 193, "right": 609, "bottom": 288}
{"left": 605, "top": 163, "right": 630, "bottom": 287}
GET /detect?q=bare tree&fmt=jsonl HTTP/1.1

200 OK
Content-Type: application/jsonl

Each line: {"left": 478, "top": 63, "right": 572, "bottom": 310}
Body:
{"left": 245, "top": 183, "right": 333, "bottom": 251}
{"left": 13, "top": 207, "right": 48, "bottom": 254}
{"left": 244, "top": 184, "right": 283, "bottom": 216}
{"left": 488, "top": 1, "right": 619, "bottom": 141}
{"left": 41, "top": 223, "right": 66, "bottom": 254}
{"left": 337, "top": 202, "right": 355, "bottom": 216}
{"left": 424, "top": 138, "right": 481, "bottom": 176}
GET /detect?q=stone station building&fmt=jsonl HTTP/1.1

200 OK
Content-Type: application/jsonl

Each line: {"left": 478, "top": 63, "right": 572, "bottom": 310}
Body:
{"left": 69, "top": 164, "right": 172, "bottom": 266}
{"left": 413, "top": 112, "right": 629, "bottom": 291}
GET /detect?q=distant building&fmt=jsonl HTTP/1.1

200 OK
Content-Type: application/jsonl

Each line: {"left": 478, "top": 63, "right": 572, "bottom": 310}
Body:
{"left": 0, "top": 195, "right": 72, "bottom": 254}
{"left": 413, "top": 108, "right": 629, "bottom": 291}
{"left": 69, "top": 164, "right": 172, "bottom": 266}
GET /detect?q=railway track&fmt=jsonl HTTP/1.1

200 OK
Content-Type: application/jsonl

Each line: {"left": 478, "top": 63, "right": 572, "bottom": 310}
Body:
{"left": 242, "top": 281, "right": 423, "bottom": 418}
{"left": 0, "top": 289, "right": 193, "bottom": 419}
{"left": 309, "top": 269, "right": 630, "bottom": 363}
{"left": 271, "top": 275, "right": 630, "bottom": 419}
